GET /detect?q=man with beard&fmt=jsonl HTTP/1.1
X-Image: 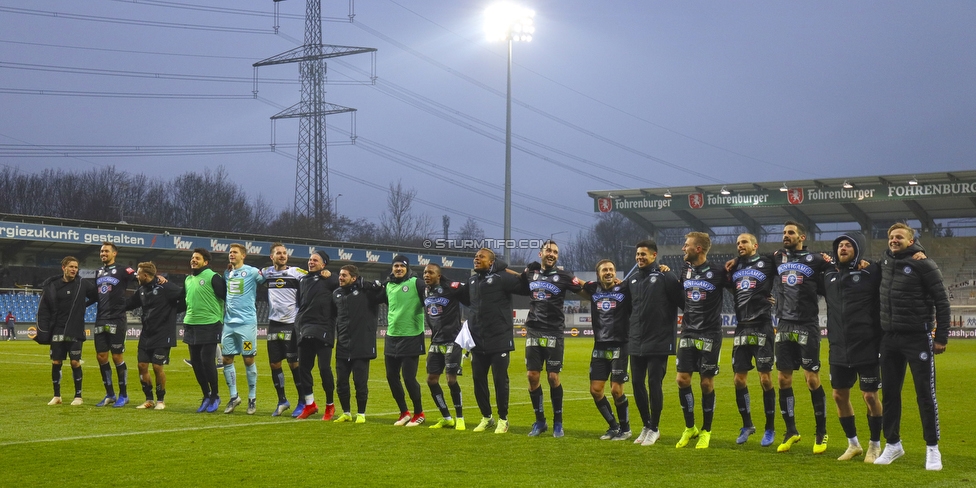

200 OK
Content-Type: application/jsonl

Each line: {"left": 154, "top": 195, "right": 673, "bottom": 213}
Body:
{"left": 521, "top": 240, "right": 582, "bottom": 438}
{"left": 261, "top": 243, "right": 307, "bottom": 417}
{"left": 383, "top": 255, "right": 427, "bottom": 427}
{"left": 674, "top": 232, "right": 727, "bottom": 450}
{"left": 183, "top": 248, "right": 226, "bottom": 413}
{"left": 294, "top": 250, "right": 339, "bottom": 420}
{"left": 93, "top": 242, "right": 138, "bottom": 408}
{"left": 873, "top": 223, "right": 950, "bottom": 471}
{"left": 821, "top": 232, "right": 883, "bottom": 462}
{"left": 727, "top": 233, "right": 777, "bottom": 446}
{"left": 422, "top": 263, "right": 466, "bottom": 430}
{"left": 331, "top": 265, "right": 385, "bottom": 423}
{"left": 773, "top": 221, "right": 832, "bottom": 454}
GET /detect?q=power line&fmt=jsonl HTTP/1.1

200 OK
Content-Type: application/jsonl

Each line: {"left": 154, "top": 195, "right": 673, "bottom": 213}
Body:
{"left": 0, "top": 6, "right": 275, "bottom": 34}
{"left": 257, "top": 95, "right": 591, "bottom": 228}
{"left": 351, "top": 20, "right": 721, "bottom": 185}
{"left": 0, "top": 61, "right": 297, "bottom": 85}
{"left": 104, "top": 0, "right": 350, "bottom": 22}
{"left": 274, "top": 148, "right": 557, "bottom": 238}
{"left": 0, "top": 38, "right": 259, "bottom": 61}
{"left": 381, "top": 0, "right": 818, "bottom": 178}
{"left": 0, "top": 143, "right": 289, "bottom": 158}
{"left": 0, "top": 88, "right": 252, "bottom": 99}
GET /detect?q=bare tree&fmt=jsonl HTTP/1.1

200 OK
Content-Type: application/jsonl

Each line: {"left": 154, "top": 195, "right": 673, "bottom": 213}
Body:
{"left": 457, "top": 217, "right": 485, "bottom": 241}
{"left": 379, "top": 179, "right": 432, "bottom": 246}
{"left": 560, "top": 213, "right": 650, "bottom": 272}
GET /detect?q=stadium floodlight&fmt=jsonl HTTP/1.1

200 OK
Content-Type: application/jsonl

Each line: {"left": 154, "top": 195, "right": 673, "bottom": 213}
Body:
{"left": 780, "top": 183, "right": 789, "bottom": 192}
{"left": 720, "top": 186, "right": 731, "bottom": 195}
{"left": 484, "top": 3, "right": 535, "bottom": 42}
{"left": 843, "top": 180, "right": 853, "bottom": 189}
{"left": 485, "top": 3, "right": 535, "bottom": 264}
{"left": 664, "top": 189, "right": 672, "bottom": 198}
{"left": 909, "top": 176, "right": 918, "bottom": 185}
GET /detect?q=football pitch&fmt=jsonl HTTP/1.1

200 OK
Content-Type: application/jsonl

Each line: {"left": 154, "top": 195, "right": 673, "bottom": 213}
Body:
{"left": 2, "top": 337, "right": 974, "bottom": 486}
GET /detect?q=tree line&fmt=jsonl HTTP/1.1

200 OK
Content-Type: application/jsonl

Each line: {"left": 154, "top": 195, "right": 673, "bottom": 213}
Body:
{"left": 0, "top": 166, "right": 439, "bottom": 246}
{"left": 0, "top": 166, "right": 686, "bottom": 269}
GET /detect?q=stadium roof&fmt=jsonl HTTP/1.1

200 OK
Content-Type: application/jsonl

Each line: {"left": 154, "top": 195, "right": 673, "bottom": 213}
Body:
{"left": 587, "top": 170, "right": 976, "bottom": 238}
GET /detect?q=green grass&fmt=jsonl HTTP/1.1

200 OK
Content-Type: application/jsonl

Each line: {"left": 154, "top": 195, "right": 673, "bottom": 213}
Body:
{"left": 2, "top": 337, "right": 975, "bottom": 486}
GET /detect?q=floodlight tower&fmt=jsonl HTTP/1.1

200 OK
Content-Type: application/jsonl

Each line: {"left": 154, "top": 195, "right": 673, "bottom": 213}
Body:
{"left": 255, "top": 0, "right": 376, "bottom": 222}
{"left": 485, "top": 3, "right": 534, "bottom": 264}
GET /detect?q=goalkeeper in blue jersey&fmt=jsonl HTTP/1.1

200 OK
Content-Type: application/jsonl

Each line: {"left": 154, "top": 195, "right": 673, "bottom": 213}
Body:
{"left": 221, "top": 243, "right": 266, "bottom": 414}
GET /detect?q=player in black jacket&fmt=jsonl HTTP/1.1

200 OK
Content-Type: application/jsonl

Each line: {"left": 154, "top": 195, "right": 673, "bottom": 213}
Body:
{"left": 422, "top": 263, "right": 467, "bottom": 430}
{"left": 873, "top": 223, "right": 950, "bottom": 471}
{"left": 580, "top": 259, "right": 632, "bottom": 441}
{"left": 125, "top": 262, "right": 183, "bottom": 410}
{"left": 627, "top": 239, "right": 683, "bottom": 446}
{"left": 675, "top": 232, "right": 727, "bottom": 450}
{"left": 37, "top": 256, "right": 98, "bottom": 405}
{"left": 458, "top": 248, "right": 521, "bottom": 434}
{"left": 520, "top": 240, "right": 583, "bottom": 438}
{"left": 821, "top": 231, "right": 883, "bottom": 462}
{"left": 727, "top": 233, "right": 777, "bottom": 447}
{"left": 93, "top": 242, "right": 138, "bottom": 408}
{"left": 773, "top": 220, "right": 832, "bottom": 454}
{"left": 331, "top": 265, "right": 384, "bottom": 423}
{"left": 294, "top": 250, "right": 339, "bottom": 420}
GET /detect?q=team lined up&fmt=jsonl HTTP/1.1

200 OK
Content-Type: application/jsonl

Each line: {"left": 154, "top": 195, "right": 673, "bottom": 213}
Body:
{"left": 34, "top": 222, "right": 949, "bottom": 470}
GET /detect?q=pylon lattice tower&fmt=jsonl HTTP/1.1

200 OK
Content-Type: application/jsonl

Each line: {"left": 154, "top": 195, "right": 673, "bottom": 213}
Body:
{"left": 254, "top": 1, "right": 375, "bottom": 222}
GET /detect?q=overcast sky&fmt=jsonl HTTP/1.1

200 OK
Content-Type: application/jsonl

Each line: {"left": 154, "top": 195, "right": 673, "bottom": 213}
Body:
{"left": 2, "top": 1, "right": 974, "bottom": 242}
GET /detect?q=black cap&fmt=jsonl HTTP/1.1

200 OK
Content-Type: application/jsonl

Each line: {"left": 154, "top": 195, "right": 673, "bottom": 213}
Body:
{"left": 314, "top": 250, "right": 330, "bottom": 266}
{"left": 393, "top": 254, "right": 409, "bottom": 266}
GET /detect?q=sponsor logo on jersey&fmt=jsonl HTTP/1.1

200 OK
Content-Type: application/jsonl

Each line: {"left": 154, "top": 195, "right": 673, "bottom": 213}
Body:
{"left": 424, "top": 297, "right": 451, "bottom": 307}
{"left": 529, "top": 281, "right": 562, "bottom": 295}
{"left": 737, "top": 278, "right": 756, "bottom": 290}
{"left": 733, "top": 268, "right": 768, "bottom": 282}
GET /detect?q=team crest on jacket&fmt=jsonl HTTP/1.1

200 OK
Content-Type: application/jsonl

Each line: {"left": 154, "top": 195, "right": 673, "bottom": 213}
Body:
{"left": 903, "top": 266, "right": 912, "bottom": 274}
{"left": 852, "top": 275, "right": 861, "bottom": 282}
{"left": 552, "top": 275, "right": 559, "bottom": 282}
{"left": 402, "top": 285, "right": 409, "bottom": 292}
{"left": 689, "top": 193, "right": 704, "bottom": 209}
{"left": 199, "top": 279, "right": 205, "bottom": 286}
